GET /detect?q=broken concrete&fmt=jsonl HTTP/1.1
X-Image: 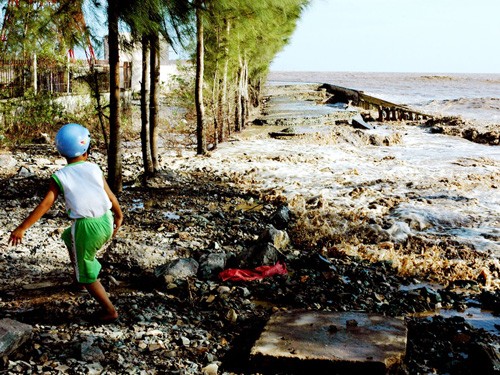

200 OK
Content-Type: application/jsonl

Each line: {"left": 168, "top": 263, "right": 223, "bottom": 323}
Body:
{"left": 251, "top": 310, "right": 407, "bottom": 374}
{"left": 0, "top": 318, "right": 33, "bottom": 357}
{"left": 351, "top": 114, "right": 375, "bottom": 130}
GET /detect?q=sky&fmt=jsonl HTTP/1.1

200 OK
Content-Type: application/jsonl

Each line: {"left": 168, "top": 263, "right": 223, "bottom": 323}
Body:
{"left": 270, "top": 0, "right": 500, "bottom": 73}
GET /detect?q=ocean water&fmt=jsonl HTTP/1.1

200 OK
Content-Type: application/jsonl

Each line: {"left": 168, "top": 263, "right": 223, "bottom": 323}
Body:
{"left": 259, "top": 72, "right": 500, "bottom": 259}
{"left": 267, "top": 71, "right": 500, "bottom": 124}
{"left": 165, "top": 71, "right": 499, "bottom": 266}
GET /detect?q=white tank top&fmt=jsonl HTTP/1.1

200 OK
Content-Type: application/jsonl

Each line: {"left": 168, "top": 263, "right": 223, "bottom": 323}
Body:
{"left": 52, "top": 161, "right": 112, "bottom": 219}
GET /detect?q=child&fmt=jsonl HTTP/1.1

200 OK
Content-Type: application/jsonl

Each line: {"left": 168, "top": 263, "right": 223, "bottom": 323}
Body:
{"left": 8, "top": 123, "right": 123, "bottom": 324}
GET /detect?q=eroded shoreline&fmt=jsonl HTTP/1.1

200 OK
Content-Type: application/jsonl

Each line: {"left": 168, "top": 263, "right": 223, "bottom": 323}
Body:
{"left": 0, "top": 84, "right": 498, "bottom": 374}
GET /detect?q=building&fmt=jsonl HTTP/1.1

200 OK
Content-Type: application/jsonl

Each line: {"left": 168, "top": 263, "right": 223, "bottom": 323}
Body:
{"left": 104, "top": 34, "right": 184, "bottom": 93}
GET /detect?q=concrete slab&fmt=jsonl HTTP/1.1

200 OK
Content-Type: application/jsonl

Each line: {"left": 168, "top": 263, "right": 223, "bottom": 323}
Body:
{"left": 250, "top": 310, "right": 407, "bottom": 374}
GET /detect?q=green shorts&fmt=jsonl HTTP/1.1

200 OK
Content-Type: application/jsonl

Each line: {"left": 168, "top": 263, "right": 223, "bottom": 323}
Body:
{"left": 62, "top": 210, "right": 113, "bottom": 284}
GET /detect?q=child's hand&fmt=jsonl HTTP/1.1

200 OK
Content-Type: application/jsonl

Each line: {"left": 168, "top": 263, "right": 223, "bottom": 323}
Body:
{"left": 113, "top": 216, "right": 123, "bottom": 237}
{"left": 9, "top": 227, "right": 25, "bottom": 246}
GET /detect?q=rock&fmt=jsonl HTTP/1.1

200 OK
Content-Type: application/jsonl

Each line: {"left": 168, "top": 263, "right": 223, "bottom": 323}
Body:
{"left": 480, "top": 290, "right": 500, "bottom": 313}
{"left": 33, "top": 133, "right": 51, "bottom": 144}
{"left": 419, "top": 286, "right": 442, "bottom": 304}
{"left": 258, "top": 225, "right": 290, "bottom": 250}
{"left": 16, "top": 166, "right": 34, "bottom": 179}
{"left": 80, "top": 336, "right": 105, "bottom": 362}
{"left": 155, "top": 258, "right": 199, "bottom": 280}
{"left": 0, "top": 154, "right": 17, "bottom": 172}
{"left": 246, "top": 243, "right": 279, "bottom": 267}
{"left": 198, "top": 252, "right": 227, "bottom": 280}
{"left": 86, "top": 362, "right": 104, "bottom": 375}
{"left": 202, "top": 363, "right": 219, "bottom": 375}
{"left": 217, "top": 286, "right": 231, "bottom": 294}
{"left": 469, "top": 342, "right": 500, "bottom": 374}
{"left": 104, "top": 238, "right": 167, "bottom": 271}
{"left": 34, "top": 157, "right": 52, "bottom": 167}
{"left": 253, "top": 118, "right": 267, "bottom": 125}
{"left": 180, "top": 336, "right": 191, "bottom": 346}
{"left": 0, "top": 319, "right": 32, "bottom": 357}
{"left": 270, "top": 205, "right": 291, "bottom": 230}
{"left": 226, "top": 308, "right": 238, "bottom": 323}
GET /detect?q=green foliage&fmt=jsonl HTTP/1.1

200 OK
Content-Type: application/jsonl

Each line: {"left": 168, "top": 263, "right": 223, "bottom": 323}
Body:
{"left": 0, "top": 90, "right": 65, "bottom": 143}
{"left": 0, "top": 90, "right": 102, "bottom": 147}
{"left": 1, "top": 0, "right": 96, "bottom": 61}
{"left": 203, "top": 0, "right": 310, "bottom": 87}
{"left": 161, "top": 62, "right": 197, "bottom": 146}
{"left": 164, "top": 62, "right": 196, "bottom": 115}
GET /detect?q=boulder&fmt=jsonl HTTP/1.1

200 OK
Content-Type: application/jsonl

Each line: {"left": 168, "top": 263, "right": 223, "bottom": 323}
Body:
{"left": 155, "top": 258, "right": 199, "bottom": 280}
{"left": 0, "top": 154, "right": 17, "bottom": 172}
{"left": 247, "top": 243, "right": 279, "bottom": 267}
{"left": 80, "top": 336, "right": 105, "bottom": 362}
{"left": 258, "top": 225, "right": 290, "bottom": 250}
{"left": 0, "top": 318, "right": 33, "bottom": 357}
{"left": 270, "top": 206, "right": 291, "bottom": 230}
{"left": 198, "top": 252, "right": 227, "bottom": 280}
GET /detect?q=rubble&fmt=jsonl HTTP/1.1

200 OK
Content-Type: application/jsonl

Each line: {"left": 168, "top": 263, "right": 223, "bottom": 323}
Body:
{"left": 251, "top": 310, "right": 407, "bottom": 374}
{"left": 0, "top": 85, "right": 498, "bottom": 373}
{"left": 0, "top": 319, "right": 32, "bottom": 357}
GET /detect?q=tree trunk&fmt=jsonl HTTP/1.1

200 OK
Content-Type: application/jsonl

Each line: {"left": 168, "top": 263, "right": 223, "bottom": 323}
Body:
{"left": 195, "top": 1, "right": 207, "bottom": 155}
{"left": 107, "top": 0, "right": 122, "bottom": 193}
{"left": 241, "top": 59, "right": 249, "bottom": 129}
{"left": 212, "top": 68, "right": 219, "bottom": 149}
{"left": 234, "top": 61, "right": 242, "bottom": 132}
{"left": 140, "top": 35, "right": 153, "bottom": 177}
{"left": 91, "top": 64, "right": 108, "bottom": 150}
{"left": 251, "top": 77, "right": 262, "bottom": 108}
{"left": 218, "top": 18, "right": 230, "bottom": 144}
{"left": 149, "top": 33, "right": 160, "bottom": 172}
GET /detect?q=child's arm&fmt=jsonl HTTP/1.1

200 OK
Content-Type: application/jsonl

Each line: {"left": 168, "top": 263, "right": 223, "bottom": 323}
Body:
{"left": 103, "top": 178, "right": 123, "bottom": 237}
{"left": 8, "top": 179, "right": 59, "bottom": 246}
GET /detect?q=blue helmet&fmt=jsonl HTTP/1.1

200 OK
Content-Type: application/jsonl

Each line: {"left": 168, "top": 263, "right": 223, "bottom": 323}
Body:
{"left": 55, "top": 123, "right": 90, "bottom": 158}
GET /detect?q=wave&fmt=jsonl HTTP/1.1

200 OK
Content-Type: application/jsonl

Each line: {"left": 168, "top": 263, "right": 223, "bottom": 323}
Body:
{"left": 420, "top": 75, "right": 455, "bottom": 81}
{"left": 267, "top": 71, "right": 500, "bottom": 123}
{"left": 423, "top": 97, "right": 500, "bottom": 109}
{"left": 416, "top": 97, "right": 500, "bottom": 123}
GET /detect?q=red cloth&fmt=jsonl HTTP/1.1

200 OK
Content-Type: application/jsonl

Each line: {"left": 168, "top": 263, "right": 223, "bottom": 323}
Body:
{"left": 219, "top": 262, "right": 288, "bottom": 281}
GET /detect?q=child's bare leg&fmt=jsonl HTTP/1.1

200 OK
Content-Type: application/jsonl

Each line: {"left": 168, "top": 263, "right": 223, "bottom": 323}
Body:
{"left": 84, "top": 280, "right": 118, "bottom": 321}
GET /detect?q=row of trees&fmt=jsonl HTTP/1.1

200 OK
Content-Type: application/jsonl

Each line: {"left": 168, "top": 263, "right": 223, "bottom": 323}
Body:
{"left": 0, "top": 0, "right": 310, "bottom": 192}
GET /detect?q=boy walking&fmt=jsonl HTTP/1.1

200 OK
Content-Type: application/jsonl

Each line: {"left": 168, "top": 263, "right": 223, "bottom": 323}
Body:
{"left": 8, "top": 123, "right": 123, "bottom": 323}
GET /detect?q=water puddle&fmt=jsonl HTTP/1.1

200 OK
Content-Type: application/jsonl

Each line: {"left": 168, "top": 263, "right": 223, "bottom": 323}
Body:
{"left": 163, "top": 211, "right": 181, "bottom": 220}
{"left": 398, "top": 282, "right": 443, "bottom": 292}
{"left": 130, "top": 199, "right": 155, "bottom": 212}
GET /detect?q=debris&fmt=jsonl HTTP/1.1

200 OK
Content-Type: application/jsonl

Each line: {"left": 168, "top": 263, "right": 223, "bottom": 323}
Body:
{"left": 0, "top": 319, "right": 32, "bottom": 357}
{"left": 251, "top": 310, "right": 407, "bottom": 374}
{"left": 351, "top": 114, "right": 374, "bottom": 130}
{"left": 219, "top": 262, "right": 288, "bottom": 282}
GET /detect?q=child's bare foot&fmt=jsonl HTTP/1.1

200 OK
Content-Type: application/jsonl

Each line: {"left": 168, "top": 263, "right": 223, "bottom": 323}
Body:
{"left": 91, "top": 310, "right": 119, "bottom": 324}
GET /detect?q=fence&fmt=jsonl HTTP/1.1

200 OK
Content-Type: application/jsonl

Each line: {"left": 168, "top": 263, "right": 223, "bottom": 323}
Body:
{"left": 0, "top": 58, "right": 132, "bottom": 99}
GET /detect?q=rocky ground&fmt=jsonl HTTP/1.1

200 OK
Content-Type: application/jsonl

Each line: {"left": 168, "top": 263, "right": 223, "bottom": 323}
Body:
{"left": 0, "top": 85, "right": 499, "bottom": 374}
